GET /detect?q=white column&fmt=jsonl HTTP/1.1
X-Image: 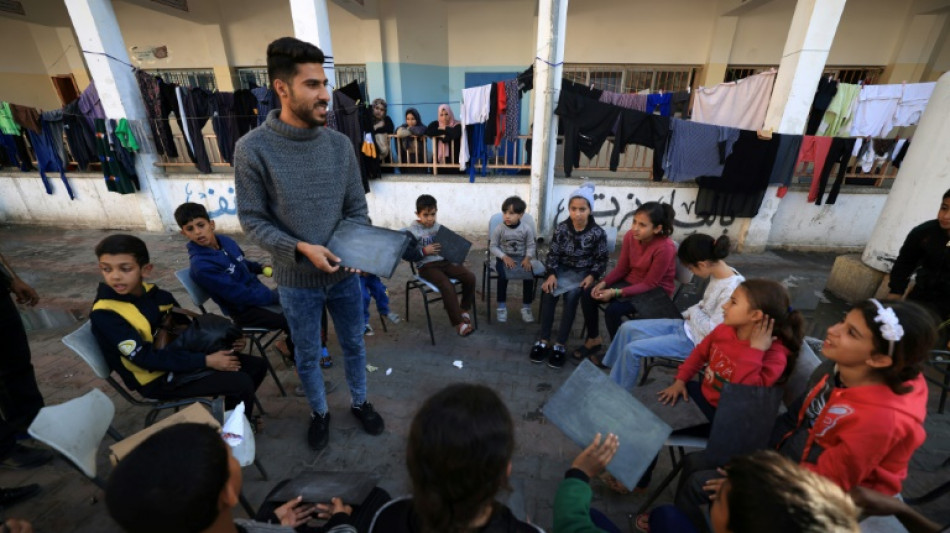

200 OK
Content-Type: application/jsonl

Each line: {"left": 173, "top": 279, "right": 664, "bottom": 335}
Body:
{"left": 290, "top": 0, "right": 335, "bottom": 94}
{"left": 738, "top": 0, "right": 847, "bottom": 252}
{"left": 529, "top": 0, "right": 568, "bottom": 238}
{"left": 64, "top": 0, "right": 172, "bottom": 231}
{"left": 862, "top": 71, "right": 950, "bottom": 271}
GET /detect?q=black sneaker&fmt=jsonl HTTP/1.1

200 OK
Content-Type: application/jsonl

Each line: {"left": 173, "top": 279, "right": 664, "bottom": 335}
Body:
{"left": 529, "top": 342, "right": 549, "bottom": 364}
{"left": 0, "top": 444, "right": 53, "bottom": 470}
{"left": 548, "top": 345, "right": 567, "bottom": 369}
{"left": 0, "top": 484, "right": 40, "bottom": 508}
{"left": 351, "top": 402, "right": 385, "bottom": 435}
{"left": 308, "top": 411, "right": 330, "bottom": 451}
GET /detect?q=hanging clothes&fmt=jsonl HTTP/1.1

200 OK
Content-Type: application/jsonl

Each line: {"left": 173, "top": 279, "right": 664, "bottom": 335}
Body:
{"left": 251, "top": 87, "right": 281, "bottom": 127}
{"left": 813, "top": 137, "right": 856, "bottom": 205}
{"left": 78, "top": 82, "right": 106, "bottom": 132}
{"left": 113, "top": 119, "right": 140, "bottom": 152}
{"left": 94, "top": 119, "right": 138, "bottom": 194}
{"left": 459, "top": 84, "right": 492, "bottom": 171}
{"left": 136, "top": 71, "right": 176, "bottom": 157}
{"left": 0, "top": 134, "right": 28, "bottom": 171}
{"left": 27, "top": 118, "right": 75, "bottom": 199}
{"left": 892, "top": 140, "right": 910, "bottom": 167}
{"left": 109, "top": 119, "right": 139, "bottom": 185}
{"left": 692, "top": 70, "right": 776, "bottom": 130}
{"left": 332, "top": 87, "right": 368, "bottom": 192}
{"left": 63, "top": 100, "right": 96, "bottom": 171}
{"left": 494, "top": 81, "right": 507, "bottom": 146}
{"left": 466, "top": 123, "right": 489, "bottom": 180}
{"left": 504, "top": 79, "right": 521, "bottom": 144}
{"left": 484, "top": 82, "right": 499, "bottom": 146}
{"left": 11, "top": 134, "right": 34, "bottom": 171}
{"left": 670, "top": 91, "right": 691, "bottom": 118}
{"left": 599, "top": 90, "right": 647, "bottom": 112}
{"left": 892, "top": 82, "right": 936, "bottom": 129}
{"left": 232, "top": 89, "right": 259, "bottom": 139}
{"left": 209, "top": 92, "right": 237, "bottom": 165}
{"left": 662, "top": 118, "right": 739, "bottom": 183}
{"left": 177, "top": 87, "right": 213, "bottom": 173}
{"left": 817, "top": 82, "right": 860, "bottom": 137}
{"left": 0, "top": 102, "right": 19, "bottom": 135}
{"left": 798, "top": 136, "right": 834, "bottom": 202}
{"left": 40, "top": 109, "right": 68, "bottom": 167}
{"left": 806, "top": 77, "right": 838, "bottom": 135}
{"left": 9, "top": 104, "right": 41, "bottom": 134}
{"left": 554, "top": 89, "right": 621, "bottom": 178}
{"left": 850, "top": 84, "right": 902, "bottom": 138}
{"left": 609, "top": 108, "right": 670, "bottom": 180}
{"left": 645, "top": 92, "right": 672, "bottom": 117}
{"left": 695, "top": 130, "right": 778, "bottom": 218}
{"left": 517, "top": 65, "right": 534, "bottom": 94}
{"left": 769, "top": 134, "right": 804, "bottom": 198}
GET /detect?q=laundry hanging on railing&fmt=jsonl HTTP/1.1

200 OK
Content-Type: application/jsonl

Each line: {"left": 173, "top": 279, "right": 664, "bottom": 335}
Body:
{"left": 816, "top": 82, "right": 860, "bottom": 137}
{"left": 691, "top": 70, "right": 776, "bottom": 130}
{"left": 663, "top": 118, "right": 739, "bottom": 182}
{"left": 95, "top": 118, "right": 139, "bottom": 195}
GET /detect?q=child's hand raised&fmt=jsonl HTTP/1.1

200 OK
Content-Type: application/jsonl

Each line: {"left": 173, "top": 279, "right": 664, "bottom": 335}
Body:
{"left": 749, "top": 315, "right": 775, "bottom": 351}
{"left": 503, "top": 256, "right": 517, "bottom": 269}
{"left": 541, "top": 274, "right": 557, "bottom": 293}
{"left": 571, "top": 432, "right": 620, "bottom": 478}
{"left": 657, "top": 379, "right": 688, "bottom": 406}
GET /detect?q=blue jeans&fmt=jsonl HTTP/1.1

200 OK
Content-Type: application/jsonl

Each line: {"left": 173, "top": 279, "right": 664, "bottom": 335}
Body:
{"left": 600, "top": 318, "right": 695, "bottom": 390}
{"left": 279, "top": 275, "right": 366, "bottom": 415}
{"left": 360, "top": 274, "right": 390, "bottom": 324}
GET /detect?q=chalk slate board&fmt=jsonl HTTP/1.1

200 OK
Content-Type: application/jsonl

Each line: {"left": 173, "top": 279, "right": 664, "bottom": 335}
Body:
{"left": 266, "top": 471, "right": 379, "bottom": 505}
{"left": 542, "top": 360, "right": 672, "bottom": 490}
{"left": 496, "top": 257, "right": 545, "bottom": 280}
{"left": 632, "top": 378, "right": 709, "bottom": 431}
{"left": 326, "top": 220, "right": 411, "bottom": 278}
{"left": 552, "top": 269, "right": 586, "bottom": 296}
{"left": 434, "top": 225, "right": 472, "bottom": 265}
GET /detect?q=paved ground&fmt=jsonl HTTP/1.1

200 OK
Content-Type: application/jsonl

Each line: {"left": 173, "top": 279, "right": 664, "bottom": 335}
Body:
{"left": 1, "top": 225, "right": 948, "bottom": 532}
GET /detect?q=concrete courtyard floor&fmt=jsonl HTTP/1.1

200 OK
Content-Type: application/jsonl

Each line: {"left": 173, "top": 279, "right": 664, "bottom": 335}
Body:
{"left": 2, "top": 224, "right": 948, "bottom": 532}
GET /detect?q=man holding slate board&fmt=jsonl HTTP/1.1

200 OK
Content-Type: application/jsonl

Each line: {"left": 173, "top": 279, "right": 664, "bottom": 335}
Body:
{"left": 235, "top": 37, "right": 384, "bottom": 451}
{"left": 406, "top": 195, "right": 477, "bottom": 336}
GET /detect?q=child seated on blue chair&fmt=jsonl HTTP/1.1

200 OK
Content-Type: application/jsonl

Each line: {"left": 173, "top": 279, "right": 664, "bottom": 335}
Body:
{"left": 489, "top": 195, "right": 537, "bottom": 324}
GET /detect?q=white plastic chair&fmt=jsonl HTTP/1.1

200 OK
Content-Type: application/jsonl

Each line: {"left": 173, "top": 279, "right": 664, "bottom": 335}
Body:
{"left": 27, "top": 388, "right": 117, "bottom": 487}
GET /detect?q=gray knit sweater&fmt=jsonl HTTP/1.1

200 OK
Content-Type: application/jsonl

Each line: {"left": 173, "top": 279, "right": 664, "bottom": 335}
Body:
{"left": 234, "top": 110, "right": 368, "bottom": 288}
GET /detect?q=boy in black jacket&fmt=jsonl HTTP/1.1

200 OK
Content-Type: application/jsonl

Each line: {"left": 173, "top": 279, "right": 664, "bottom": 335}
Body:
{"left": 90, "top": 234, "right": 266, "bottom": 416}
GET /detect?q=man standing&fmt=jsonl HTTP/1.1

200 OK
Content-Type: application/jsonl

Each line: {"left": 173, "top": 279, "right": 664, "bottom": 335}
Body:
{"left": 0, "top": 251, "right": 52, "bottom": 508}
{"left": 234, "top": 37, "right": 383, "bottom": 450}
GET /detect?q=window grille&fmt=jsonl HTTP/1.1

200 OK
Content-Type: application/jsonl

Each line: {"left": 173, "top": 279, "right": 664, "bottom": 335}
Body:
{"left": 724, "top": 65, "right": 884, "bottom": 85}
{"left": 235, "top": 65, "right": 369, "bottom": 93}
{"left": 563, "top": 64, "right": 700, "bottom": 93}
{"left": 152, "top": 68, "right": 216, "bottom": 91}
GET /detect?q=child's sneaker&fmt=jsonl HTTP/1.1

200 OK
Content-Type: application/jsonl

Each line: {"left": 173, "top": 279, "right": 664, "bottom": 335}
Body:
{"left": 385, "top": 312, "right": 401, "bottom": 325}
{"left": 529, "top": 341, "right": 549, "bottom": 364}
{"left": 520, "top": 307, "right": 535, "bottom": 323}
{"left": 496, "top": 307, "right": 508, "bottom": 322}
{"left": 319, "top": 346, "right": 333, "bottom": 368}
{"left": 548, "top": 345, "right": 567, "bottom": 369}
{"left": 364, "top": 324, "right": 374, "bottom": 336}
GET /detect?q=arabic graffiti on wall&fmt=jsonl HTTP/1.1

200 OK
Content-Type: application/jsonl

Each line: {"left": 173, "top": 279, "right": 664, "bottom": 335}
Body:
{"left": 553, "top": 189, "right": 736, "bottom": 233}
{"left": 184, "top": 182, "right": 237, "bottom": 218}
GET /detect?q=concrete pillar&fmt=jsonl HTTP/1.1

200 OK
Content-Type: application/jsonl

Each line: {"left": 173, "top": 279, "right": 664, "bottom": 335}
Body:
{"left": 530, "top": 0, "right": 568, "bottom": 238}
{"left": 64, "top": 0, "right": 172, "bottom": 232}
{"left": 738, "top": 0, "right": 847, "bottom": 253}
{"left": 700, "top": 16, "right": 738, "bottom": 88}
{"left": 57, "top": 27, "right": 91, "bottom": 90}
{"left": 862, "top": 71, "right": 950, "bottom": 271}
{"left": 289, "top": 0, "right": 335, "bottom": 95}
{"left": 203, "top": 25, "right": 235, "bottom": 91}
{"left": 883, "top": 13, "right": 948, "bottom": 84}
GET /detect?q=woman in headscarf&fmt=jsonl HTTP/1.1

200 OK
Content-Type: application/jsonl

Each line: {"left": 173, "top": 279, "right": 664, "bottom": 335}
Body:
{"left": 395, "top": 108, "right": 427, "bottom": 165}
{"left": 371, "top": 98, "right": 395, "bottom": 168}
{"left": 426, "top": 104, "right": 462, "bottom": 172}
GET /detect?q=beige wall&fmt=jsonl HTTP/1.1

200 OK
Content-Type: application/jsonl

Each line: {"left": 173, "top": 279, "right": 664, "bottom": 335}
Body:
{"left": 932, "top": 24, "right": 950, "bottom": 78}
{"left": 447, "top": 0, "right": 536, "bottom": 66}
{"left": 0, "top": 19, "right": 61, "bottom": 109}
{"left": 114, "top": 2, "right": 224, "bottom": 69}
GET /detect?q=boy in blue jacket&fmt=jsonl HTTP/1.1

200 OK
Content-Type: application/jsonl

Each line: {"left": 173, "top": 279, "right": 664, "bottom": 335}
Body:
{"left": 175, "top": 203, "right": 332, "bottom": 368}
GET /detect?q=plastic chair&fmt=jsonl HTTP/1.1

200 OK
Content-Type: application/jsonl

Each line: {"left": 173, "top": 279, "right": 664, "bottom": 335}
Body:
{"left": 62, "top": 321, "right": 225, "bottom": 427}
{"left": 175, "top": 268, "right": 287, "bottom": 397}
{"left": 481, "top": 212, "right": 546, "bottom": 323}
{"left": 27, "top": 388, "right": 119, "bottom": 487}
{"left": 405, "top": 262, "right": 478, "bottom": 345}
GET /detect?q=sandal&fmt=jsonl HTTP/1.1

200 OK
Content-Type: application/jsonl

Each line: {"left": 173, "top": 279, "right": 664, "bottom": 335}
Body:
{"left": 599, "top": 472, "right": 631, "bottom": 495}
{"left": 457, "top": 323, "right": 474, "bottom": 337}
{"left": 571, "top": 344, "right": 603, "bottom": 365}
{"left": 634, "top": 512, "right": 650, "bottom": 532}
{"left": 588, "top": 352, "right": 609, "bottom": 369}
{"left": 461, "top": 312, "right": 472, "bottom": 325}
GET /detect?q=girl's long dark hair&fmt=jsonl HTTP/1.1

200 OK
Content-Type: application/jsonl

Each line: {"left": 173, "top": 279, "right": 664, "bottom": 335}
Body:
{"left": 740, "top": 279, "right": 804, "bottom": 383}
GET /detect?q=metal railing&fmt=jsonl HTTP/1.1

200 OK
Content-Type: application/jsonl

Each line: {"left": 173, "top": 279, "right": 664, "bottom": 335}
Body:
{"left": 235, "top": 65, "right": 369, "bottom": 92}
{"left": 724, "top": 65, "right": 884, "bottom": 85}
{"left": 563, "top": 64, "right": 700, "bottom": 94}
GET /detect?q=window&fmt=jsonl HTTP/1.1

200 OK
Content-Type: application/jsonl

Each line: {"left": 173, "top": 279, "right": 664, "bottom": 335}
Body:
{"left": 152, "top": 68, "right": 216, "bottom": 91}
{"left": 725, "top": 65, "right": 884, "bottom": 85}
{"left": 563, "top": 64, "right": 700, "bottom": 93}
{"left": 235, "top": 65, "right": 369, "bottom": 93}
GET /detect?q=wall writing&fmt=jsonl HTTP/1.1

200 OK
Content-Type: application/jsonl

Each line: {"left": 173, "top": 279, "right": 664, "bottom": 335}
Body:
{"left": 184, "top": 182, "right": 237, "bottom": 218}
{"left": 553, "top": 189, "right": 737, "bottom": 233}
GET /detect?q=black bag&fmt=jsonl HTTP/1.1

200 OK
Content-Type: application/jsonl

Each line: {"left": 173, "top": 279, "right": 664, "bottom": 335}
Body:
{"left": 166, "top": 311, "right": 242, "bottom": 354}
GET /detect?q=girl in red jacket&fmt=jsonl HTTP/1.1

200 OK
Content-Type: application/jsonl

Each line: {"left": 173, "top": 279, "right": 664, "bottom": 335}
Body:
{"left": 658, "top": 279, "right": 804, "bottom": 414}
{"left": 777, "top": 299, "right": 935, "bottom": 495}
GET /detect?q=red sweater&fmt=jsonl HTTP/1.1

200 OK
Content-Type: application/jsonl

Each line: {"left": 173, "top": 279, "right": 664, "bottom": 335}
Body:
{"left": 675, "top": 324, "right": 789, "bottom": 407}
{"left": 793, "top": 373, "right": 928, "bottom": 495}
{"left": 601, "top": 233, "right": 676, "bottom": 298}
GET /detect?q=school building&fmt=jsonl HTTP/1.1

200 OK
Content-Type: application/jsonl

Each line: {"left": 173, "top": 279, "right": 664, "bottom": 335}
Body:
{"left": 0, "top": 0, "right": 948, "bottom": 281}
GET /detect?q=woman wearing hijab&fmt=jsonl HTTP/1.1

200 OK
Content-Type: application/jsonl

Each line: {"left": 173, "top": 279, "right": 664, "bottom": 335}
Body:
{"left": 426, "top": 104, "right": 463, "bottom": 172}
{"left": 396, "top": 108, "right": 427, "bottom": 165}
{"left": 371, "top": 98, "right": 395, "bottom": 168}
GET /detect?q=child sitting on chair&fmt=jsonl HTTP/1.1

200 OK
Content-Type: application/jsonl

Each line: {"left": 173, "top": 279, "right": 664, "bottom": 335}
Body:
{"left": 405, "top": 194, "right": 476, "bottom": 337}
{"left": 489, "top": 195, "right": 537, "bottom": 324}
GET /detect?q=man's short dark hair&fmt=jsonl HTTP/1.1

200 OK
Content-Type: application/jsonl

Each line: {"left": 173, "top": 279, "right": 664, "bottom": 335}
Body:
{"left": 501, "top": 196, "right": 526, "bottom": 214}
{"left": 95, "top": 235, "right": 150, "bottom": 266}
{"left": 416, "top": 194, "right": 437, "bottom": 213}
{"left": 174, "top": 202, "right": 211, "bottom": 228}
{"left": 266, "top": 37, "right": 326, "bottom": 88}
{"left": 106, "top": 423, "right": 230, "bottom": 533}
